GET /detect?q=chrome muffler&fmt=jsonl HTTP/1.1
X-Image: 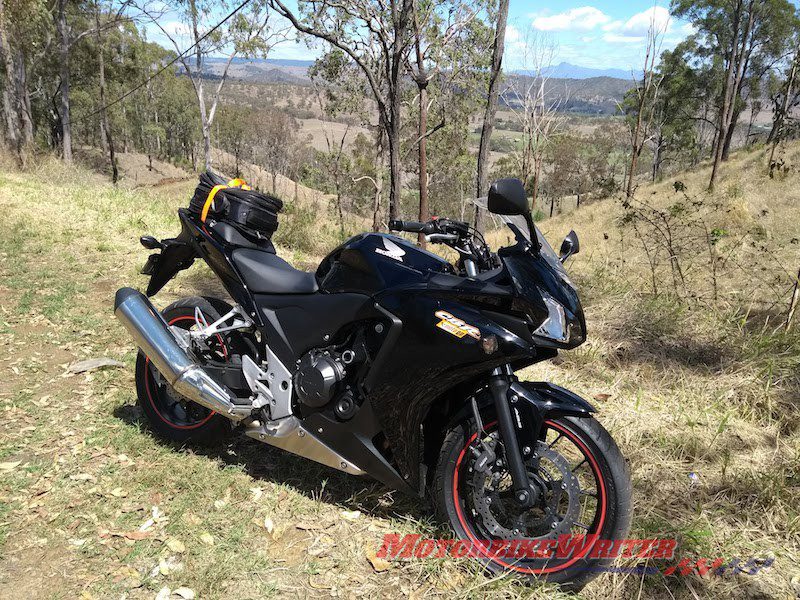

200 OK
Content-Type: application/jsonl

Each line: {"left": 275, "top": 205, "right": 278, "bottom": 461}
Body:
{"left": 114, "top": 287, "right": 249, "bottom": 422}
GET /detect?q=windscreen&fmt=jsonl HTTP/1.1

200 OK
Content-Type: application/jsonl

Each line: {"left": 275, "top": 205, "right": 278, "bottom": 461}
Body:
{"left": 472, "top": 197, "right": 569, "bottom": 280}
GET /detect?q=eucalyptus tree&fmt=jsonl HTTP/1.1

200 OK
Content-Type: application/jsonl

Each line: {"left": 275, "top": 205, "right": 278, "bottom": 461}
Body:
{"left": 270, "top": 0, "right": 415, "bottom": 222}
{"left": 672, "top": 0, "right": 798, "bottom": 189}
{"left": 143, "top": 0, "right": 284, "bottom": 170}
{"left": 502, "top": 32, "right": 565, "bottom": 209}
{"left": 474, "top": 0, "right": 508, "bottom": 232}
{"left": 406, "top": 0, "right": 490, "bottom": 246}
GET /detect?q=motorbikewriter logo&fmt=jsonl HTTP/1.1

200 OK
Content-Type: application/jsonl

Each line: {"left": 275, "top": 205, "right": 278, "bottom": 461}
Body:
{"left": 377, "top": 533, "right": 676, "bottom": 561}
{"left": 375, "top": 534, "right": 775, "bottom": 577}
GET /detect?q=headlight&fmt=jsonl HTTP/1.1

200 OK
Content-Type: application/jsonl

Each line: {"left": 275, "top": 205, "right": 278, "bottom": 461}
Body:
{"left": 533, "top": 293, "right": 569, "bottom": 343}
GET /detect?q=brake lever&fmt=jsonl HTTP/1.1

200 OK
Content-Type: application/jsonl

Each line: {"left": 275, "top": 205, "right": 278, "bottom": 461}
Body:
{"left": 425, "top": 233, "right": 459, "bottom": 243}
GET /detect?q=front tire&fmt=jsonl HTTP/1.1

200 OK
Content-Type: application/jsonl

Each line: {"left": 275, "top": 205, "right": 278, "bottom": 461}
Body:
{"left": 432, "top": 414, "right": 632, "bottom": 591}
{"left": 134, "top": 296, "right": 235, "bottom": 446}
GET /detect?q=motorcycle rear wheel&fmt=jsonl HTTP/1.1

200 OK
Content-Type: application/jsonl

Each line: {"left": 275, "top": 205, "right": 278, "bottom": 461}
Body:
{"left": 134, "top": 296, "right": 235, "bottom": 446}
{"left": 432, "top": 413, "right": 632, "bottom": 591}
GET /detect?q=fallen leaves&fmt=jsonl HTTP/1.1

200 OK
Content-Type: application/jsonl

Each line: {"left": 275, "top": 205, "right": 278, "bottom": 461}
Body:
{"left": 0, "top": 460, "right": 22, "bottom": 471}
{"left": 155, "top": 587, "right": 195, "bottom": 600}
{"left": 165, "top": 538, "right": 185, "bottom": 553}
{"left": 365, "top": 547, "right": 392, "bottom": 572}
{"left": 593, "top": 393, "right": 612, "bottom": 401}
{"left": 98, "top": 529, "right": 151, "bottom": 541}
{"left": 340, "top": 510, "right": 361, "bottom": 521}
{"left": 67, "top": 358, "right": 124, "bottom": 374}
{"left": 262, "top": 516, "right": 275, "bottom": 535}
{"left": 199, "top": 532, "right": 214, "bottom": 546}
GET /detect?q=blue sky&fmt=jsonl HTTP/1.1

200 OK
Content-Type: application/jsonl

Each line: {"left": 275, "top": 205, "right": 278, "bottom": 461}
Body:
{"left": 503, "top": 2, "right": 693, "bottom": 70}
{"left": 144, "top": 1, "right": 694, "bottom": 72}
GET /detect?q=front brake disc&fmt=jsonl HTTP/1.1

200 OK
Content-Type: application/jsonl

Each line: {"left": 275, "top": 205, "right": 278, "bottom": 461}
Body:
{"left": 470, "top": 440, "right": 582, "bottom": 539}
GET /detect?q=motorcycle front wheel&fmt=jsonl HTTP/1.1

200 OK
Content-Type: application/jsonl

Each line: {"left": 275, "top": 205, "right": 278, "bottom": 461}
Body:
{"left": 432, "top": 414, "right": 632, "bottom": 591}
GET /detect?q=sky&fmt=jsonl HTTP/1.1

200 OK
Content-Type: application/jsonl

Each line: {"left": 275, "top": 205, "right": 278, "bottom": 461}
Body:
{"left": 144, "top": 1, "right": 695, "bottom": 73}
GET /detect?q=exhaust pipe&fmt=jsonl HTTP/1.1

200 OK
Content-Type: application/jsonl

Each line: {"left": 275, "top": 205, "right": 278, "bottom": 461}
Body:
{"left": 114, "top": 287, "right": 248, "bottom": 421}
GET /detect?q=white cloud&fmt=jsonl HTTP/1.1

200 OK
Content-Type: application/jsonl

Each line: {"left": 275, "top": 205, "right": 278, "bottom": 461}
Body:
{"left": 603, "top": 33, "right": 646, "bottom": 44}
{"left": 602, "top": 20, "right": 624, "bottom": 31}
{"left": 622, "top": 6, "right": 672, "bottom": 36}
{"left": 532, "top": 7, "right": 611, "bottom": 32}
{"left": 601, "top": 6, "right": 673, "bottom": 43}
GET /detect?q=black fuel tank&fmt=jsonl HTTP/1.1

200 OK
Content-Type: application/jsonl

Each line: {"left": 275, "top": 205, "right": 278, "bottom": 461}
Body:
{"left": 316, "top": 233, "right": 454, "bottom": 294}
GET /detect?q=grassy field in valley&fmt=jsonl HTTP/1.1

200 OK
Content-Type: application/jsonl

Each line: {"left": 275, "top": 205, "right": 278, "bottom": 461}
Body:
{"left": 0, "top": 146, "right": 798, "bottom": 599}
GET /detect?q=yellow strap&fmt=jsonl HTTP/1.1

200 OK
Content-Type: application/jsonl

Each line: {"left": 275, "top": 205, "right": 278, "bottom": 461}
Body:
{"left": 200, "top": 178, "right": 251, "bottom": 222}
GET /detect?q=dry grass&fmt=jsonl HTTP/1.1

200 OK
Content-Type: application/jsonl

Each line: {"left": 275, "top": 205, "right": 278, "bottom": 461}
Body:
{"left": 0, "top": 145, "right": 798, "bottom": 599}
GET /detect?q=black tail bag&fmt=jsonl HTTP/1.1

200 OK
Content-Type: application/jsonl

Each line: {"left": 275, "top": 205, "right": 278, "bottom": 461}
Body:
{"left": 189, "top": 171, "right": 283, "bottom": 238}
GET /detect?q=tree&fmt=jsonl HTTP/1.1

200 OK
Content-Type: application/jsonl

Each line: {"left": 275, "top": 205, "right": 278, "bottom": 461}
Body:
{"left": 252, "top": 109, "right": 298, "bottom": 194}
{"left": 406, "top": 0, "right": 486, "bottom": 246}
{"left": 0, "top": 0, "right": 38, "bottom": 166}
{"left": 93, "top": 0, "right": 118, "bottom": 182}
{"left": 672, "top": 0, "right": 798, "bottom": 189}
{"left": 767, "top": 38, "right": 800, "bottom": 165}
{"left": 649, "top": 48, "right": 700, "bottom": 180}
{"left": 624, "top": 15, "right": 665, "bottom": 198}
{"left": 270, "top": 0, "right": 415, "bottom": 223}
{"left": 144, "top": 0, "right": 282, "bottom": 170}
{"left": 502, "top": 32, "right": 565, "bottom": 211}
{"left": 474, "top": 0, "right": 509, "bottom": 232}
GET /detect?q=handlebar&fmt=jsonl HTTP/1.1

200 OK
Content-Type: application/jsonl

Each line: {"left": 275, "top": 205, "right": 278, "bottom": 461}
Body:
{"left": 388, "top": 217, "right": 497, "bottom": 275}
{"left": 388, "top": 219, "right": 433, "bottom": 234}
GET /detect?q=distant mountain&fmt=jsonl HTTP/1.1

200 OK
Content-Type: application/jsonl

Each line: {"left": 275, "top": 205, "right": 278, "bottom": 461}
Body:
{"left": 193, "top": 57, "right": 631, "bottom": 115}
{"left": 191, "top": 57, "right": 312, "bottom": 84}
{"left": 534, "top": 62, "right": 631, "bottom": 81}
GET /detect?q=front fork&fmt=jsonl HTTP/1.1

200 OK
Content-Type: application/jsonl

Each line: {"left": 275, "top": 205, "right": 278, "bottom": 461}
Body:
{"left": 487, "top": 365, "right": 542, "bottom": 508}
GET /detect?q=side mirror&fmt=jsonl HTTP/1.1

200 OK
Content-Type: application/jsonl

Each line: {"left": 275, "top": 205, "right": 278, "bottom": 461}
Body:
{"left": 488, "top": 178, "right": 529, "bottom": 216}
{"left": 559, "top": 230, "right": 579, "bottom": 263}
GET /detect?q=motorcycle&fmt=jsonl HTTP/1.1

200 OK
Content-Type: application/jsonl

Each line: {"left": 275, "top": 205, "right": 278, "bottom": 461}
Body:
{"left": 114, "top": 177, "right": 631, "bottom": 589}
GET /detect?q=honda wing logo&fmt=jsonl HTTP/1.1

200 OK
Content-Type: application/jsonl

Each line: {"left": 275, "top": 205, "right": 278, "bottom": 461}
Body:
{"left": 375, "top": 237, "right": 405, "bottom": 262}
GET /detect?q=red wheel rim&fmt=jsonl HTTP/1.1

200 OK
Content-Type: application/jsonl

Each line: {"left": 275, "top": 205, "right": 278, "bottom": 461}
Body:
{"left": 144, "top": 315, "right": 228, "bottom": 430}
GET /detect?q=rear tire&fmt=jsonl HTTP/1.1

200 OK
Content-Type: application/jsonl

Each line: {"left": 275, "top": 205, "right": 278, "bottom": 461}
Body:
{"left": 431, "top": 414, "right": 632, "bottom": 591}
{"left": 134, "top": 296, "right": 235, "bottom": 446}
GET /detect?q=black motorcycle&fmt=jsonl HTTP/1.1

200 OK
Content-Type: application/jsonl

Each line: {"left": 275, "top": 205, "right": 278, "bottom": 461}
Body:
{"left": 114, "top": 176, "right": 631, "bottom": 589}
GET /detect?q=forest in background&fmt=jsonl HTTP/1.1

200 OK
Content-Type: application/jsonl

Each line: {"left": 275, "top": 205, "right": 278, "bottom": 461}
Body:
{"left": 1, "top": 0, "right": 800, "bottom": 238}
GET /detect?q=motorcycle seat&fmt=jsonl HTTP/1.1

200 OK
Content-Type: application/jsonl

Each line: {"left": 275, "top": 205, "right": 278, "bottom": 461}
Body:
{"left": 232, "top": 248, "right": 319, "bottom": 294}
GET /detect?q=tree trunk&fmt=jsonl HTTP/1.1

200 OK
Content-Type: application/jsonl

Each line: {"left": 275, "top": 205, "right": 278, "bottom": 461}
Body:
{"left": 710, "top": 0, "right": 754, "bottom": 189}
{"left": 416, "top": 84, "right": 428, "bottom": 247}
{"left": 769, "top": 51, "right": 798, "bottom": 165}
{"left": 95, "top": 2, "right": 117, "bottom": 183}
{"left": 474, "top": 0, "right": 509, "bottom": 233}
{"left": 721, "top": 104, "right": 742, "bottom": 160}
{"left": 626, "top": 107, "right": 644, "bottom": 198}
{"left": 652, "top": 133, "right": 662, "bottom": 182}
{"left": 413, "top": 17, "right": 429, "bottom": 249}
{"left": 57, "top": 0, "right": 72, "bottom": 163}
{"left": 0, "top": 0, "right": 19, "bottom": 153}
{"left": 14, "top": 54, "right": 32, "bottom": 145}
{"left": 372, "top": 138, "right": 385, "bottom": 232}
{"left": 386, "top": 95, "right": 402, "bottom": 224}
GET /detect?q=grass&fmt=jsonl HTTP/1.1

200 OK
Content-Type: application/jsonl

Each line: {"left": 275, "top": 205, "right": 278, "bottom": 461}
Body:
{"left": 0, "top": 146, "right": 799, "bottom": 599}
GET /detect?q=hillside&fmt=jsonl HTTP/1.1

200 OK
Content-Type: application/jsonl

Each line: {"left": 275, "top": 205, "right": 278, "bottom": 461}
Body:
{"left": 0, "top": 145, "right": 798, "bottom": 598}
